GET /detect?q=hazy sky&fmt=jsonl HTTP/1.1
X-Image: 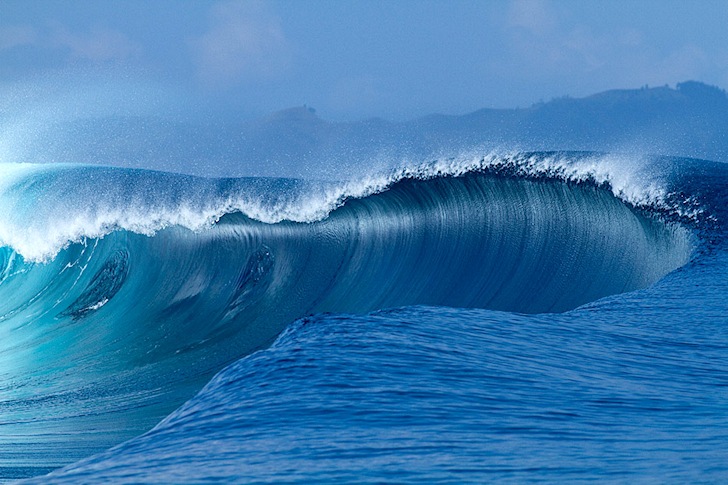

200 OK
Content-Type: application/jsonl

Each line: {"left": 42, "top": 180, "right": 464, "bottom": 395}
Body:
{"left": 1, "top": 0, "right": 727, "bottom": 120}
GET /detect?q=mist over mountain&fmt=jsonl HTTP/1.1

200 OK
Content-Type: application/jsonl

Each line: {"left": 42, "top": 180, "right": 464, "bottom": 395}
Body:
{"left": 6, "top": 81, "right": 727, "bottom": 178}
{"left": 239, "top": 81, "right": 728, "bottom": 178}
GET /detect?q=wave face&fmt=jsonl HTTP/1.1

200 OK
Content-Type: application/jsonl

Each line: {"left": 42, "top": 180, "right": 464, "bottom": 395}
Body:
{"left": 0, "top": 152, "right": 717, "bottom": 481}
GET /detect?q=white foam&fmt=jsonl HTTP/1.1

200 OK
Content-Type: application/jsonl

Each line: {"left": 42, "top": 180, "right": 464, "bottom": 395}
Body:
{"left": 0, "top": 152, "right": 695, "bottom": 263}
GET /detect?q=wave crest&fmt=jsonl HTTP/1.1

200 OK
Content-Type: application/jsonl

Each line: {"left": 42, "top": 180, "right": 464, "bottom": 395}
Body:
{"left": 0, "top": 151, "right": 702, "bottom": 261}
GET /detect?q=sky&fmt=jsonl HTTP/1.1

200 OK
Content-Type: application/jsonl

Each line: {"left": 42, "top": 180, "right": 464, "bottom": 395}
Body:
{"left": 1, "top": 0, "right": 728, "bottom": 121}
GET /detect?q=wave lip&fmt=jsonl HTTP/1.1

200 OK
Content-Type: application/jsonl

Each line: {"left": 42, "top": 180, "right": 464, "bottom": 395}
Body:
{"left": 0, "top": 151, "right": 701, "bottom": 262}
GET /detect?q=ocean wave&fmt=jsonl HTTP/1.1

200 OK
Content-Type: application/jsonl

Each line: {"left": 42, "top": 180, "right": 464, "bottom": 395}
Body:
{"left": 0, "top": 151, "right": 716, "bottom": 479}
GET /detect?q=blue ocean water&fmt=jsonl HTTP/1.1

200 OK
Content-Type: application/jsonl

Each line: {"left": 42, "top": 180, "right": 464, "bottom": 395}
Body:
{"left": 1, "top": 152, "right": 726, "bottom": 482}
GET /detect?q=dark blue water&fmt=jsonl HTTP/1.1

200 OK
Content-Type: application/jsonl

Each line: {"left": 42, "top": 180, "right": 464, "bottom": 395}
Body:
{"left": 2, "top": 152, "right": 727, "bottom": 482}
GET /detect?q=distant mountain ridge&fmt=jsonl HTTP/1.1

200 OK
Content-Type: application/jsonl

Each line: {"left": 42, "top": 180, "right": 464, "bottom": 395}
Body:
{"left": 9, "top": 81, "right": 728, "bottom": 177}
{"left": 229, "top": 81, "right": 728, "bottom": 177}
